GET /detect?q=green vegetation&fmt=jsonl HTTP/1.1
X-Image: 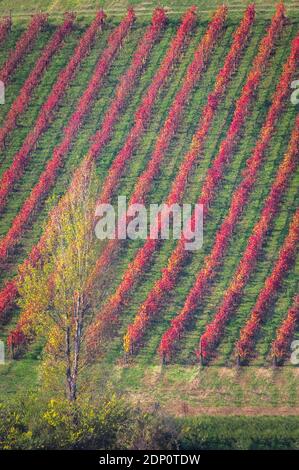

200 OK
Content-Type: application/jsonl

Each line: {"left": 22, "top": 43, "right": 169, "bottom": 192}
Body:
{"left": 0, "top": 393, "right": 179, "bottom": 449}
{"left": 0, "top": 1, "right": 299, "bottom": 18}
{"left": 0, "top": 7, "right": 298, "bottom": 417}
{"left": 1, "top": 393, "right": 299, "bottom": 449}
{"left": 180, "top": 416, "right": 299, "bottom": 449}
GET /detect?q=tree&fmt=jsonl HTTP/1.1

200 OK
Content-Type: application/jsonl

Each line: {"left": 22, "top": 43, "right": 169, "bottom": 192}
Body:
{"left": 16, "top": 161, "right": 98, "bottom": 402}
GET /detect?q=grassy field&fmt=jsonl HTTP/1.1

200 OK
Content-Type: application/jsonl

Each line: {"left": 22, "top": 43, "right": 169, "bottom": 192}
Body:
{"left": 0, "top": 0, "right": 299, "bottom": 17}
{"left": 0, "top": 4, "right": 298, "bottom": 414}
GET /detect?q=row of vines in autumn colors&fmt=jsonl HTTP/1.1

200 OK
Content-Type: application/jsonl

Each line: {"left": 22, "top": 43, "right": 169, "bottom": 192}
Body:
{"left": 0, "top": 13, "right": 75, "bottom": 148}
{"left": 158, "top": 32, "right": 298, "bottom": 363}
{"left": 0, "top": 5, "right": 297, "bottom": 366}
{"left": 123, "top": 3, "right": 257, "bottom": 355}
{"left": 74, "top": 5, "right": 198, "bottom": 289}
{"left": 235, "top": 209, "right": 299, "bottom": 362}
{"left": 4, "top": 7, "right": 169, "bottom": 345}
{"left": 0, "top": 14, "right": 47, "bottom": 84}
{"left": 198, "top": 93, "right": 299, "bottom": 363}
{"left": 0, "top": 16, "right": 11, "bottom": 44}
{"left": 0, "top": 10, "right": 135, "bottom": 261}
{"left": 97, "top": 5, "right": 227, "bottom": 206}
{"left": 86, "top": 3, "right": 287, "bottom": 354}
{"left": 127, "top": 3, "right": 231, "bottom": 207}
{"left": 125, "top": 3, "right": 287, "bottom": 357}
{"left": 11, "top": 4, "right": 217, "bottom": 348}
{"left": 0, "top": 10, "right": 106, "bottom": 214}
{"left": 85, "top": 4, "right": 229, "bottom": 307}
{"left": 87, "top": 6, "right": 167, "bottom": 161}
{"left": 87, "top": 5, "right": 198, "bottom": 164}
{"left": 0, "top": 5, "right": 195, "bottom": 326}
{"left": 271, "top": 295, "right": 299, "bottom": 364}
{"left": 85, "top": 5, "right": 235, "bottom": 351}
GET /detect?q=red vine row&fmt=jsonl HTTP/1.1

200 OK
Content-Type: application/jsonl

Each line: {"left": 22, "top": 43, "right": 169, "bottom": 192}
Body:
{"left": 85, "top": 6, "right": 244, "bottom": 351}
{"left": 0, "top": 11, "right": 106, "bottom": 212}
{"left": 96, "top": 6, "right": 201, "bottom": 206}
{"left": 0, "top": 14, "right": 47, "bottom": 84}
{"left": 84, "top": 6, "right": 199, "bottom": 289}
{"left": 120, "top": 3, "right": 285, "bottom": 357}
{"left": 0, "top": 16, "right": 12, "bottom": 44}
{"left": 160, "top": 31, "right": 298, "bottom": 362}
{"left": 126, "top": 5, "right": 228, "bottom": 206}
{"left": 0, "top": 10, "right": 134, "bottom": 260}
{"left": 4, "top": 8, "right": 167, "bottom": 338}
{"left": 271, "top": 295, "right": 299, "bottom": 364}
{"left": 197, "top": 104, "right": 299, "bottom": 363}
{"left": 86, "top": 5, "right": 227, "bottom": 295}
{"left": 0, "top": 13, "right": 75, "bottom": 149}
{"left": 123, "top": 4, "right": 258, "bottom": 354}
{"left": 0, "top": 6, "right": 193, "bottom": 325}
{"left": 235, "top": 209, "right": 299, "bottom": 362}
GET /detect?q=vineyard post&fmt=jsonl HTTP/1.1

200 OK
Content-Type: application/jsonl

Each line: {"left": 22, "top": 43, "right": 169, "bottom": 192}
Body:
{"left": 199, "top": 338, "right": 204, "bottom": 367}
{"left": 9, "top": 341, "right": 14, "bottom": 360}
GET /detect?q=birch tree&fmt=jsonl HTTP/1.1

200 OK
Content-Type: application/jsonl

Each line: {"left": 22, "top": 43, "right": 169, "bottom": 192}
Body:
{"left": 17, "top": 162, "right": 97, "bottom": 401}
